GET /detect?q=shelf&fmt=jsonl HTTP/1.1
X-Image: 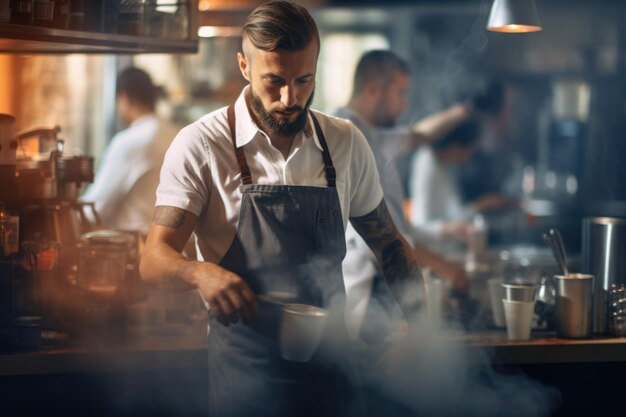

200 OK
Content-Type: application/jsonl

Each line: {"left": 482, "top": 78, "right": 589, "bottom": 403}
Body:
{"left": 0, "top": 23, "right": 198, "bottom": 54}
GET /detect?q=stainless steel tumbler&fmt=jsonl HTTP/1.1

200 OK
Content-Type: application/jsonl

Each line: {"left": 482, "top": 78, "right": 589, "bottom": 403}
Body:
{"left": 582, "top": 217, "right": 626, "bottom": 334}
{"left": 554, "top": 274, "right": 593, "bottom": 338}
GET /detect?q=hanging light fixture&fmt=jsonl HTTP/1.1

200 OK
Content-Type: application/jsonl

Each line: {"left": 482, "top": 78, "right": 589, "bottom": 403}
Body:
{"left": 486, "top": 0, "right": 543, "bottom": 33}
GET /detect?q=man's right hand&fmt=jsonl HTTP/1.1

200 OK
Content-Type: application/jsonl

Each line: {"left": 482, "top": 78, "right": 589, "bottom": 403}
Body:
{"left": 191, "top": 262, "right": 258, "bottom": 326}
{"left": 140, "top": 206, "right": 258, "bottom": 327}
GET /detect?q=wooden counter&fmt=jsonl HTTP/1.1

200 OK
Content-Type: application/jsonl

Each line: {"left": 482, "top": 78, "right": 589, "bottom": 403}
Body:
{"left": 0, "top": 323, "right": 208, "bottom": 377}
{"left": 3, "top": 327, "right": 626, "bottom": 417}
{"left": 460, "top": 330, "right": 626, "bottom": 365}
{"left": 3, "top": 327, "right": 626, "bottom": 376}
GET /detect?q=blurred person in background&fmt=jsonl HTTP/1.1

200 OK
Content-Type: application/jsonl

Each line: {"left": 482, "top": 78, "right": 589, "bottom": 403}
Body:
{"left": 82, "top": 67, "right": 180, "bottom": 234}
{"left": 407, "top": 94, "right": 512, "bottom": 252}
{"left": 335, "top": 50, "right": 469, "bottom": 344}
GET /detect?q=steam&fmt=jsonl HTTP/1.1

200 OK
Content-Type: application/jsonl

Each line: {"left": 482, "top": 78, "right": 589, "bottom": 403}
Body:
{"left": 296, "top": 252, "right": 561, "bottom": 417}
{"left": 408, "top": 0, "right": 493, "bottom": 121}
{"left": 359, "top": 314, "right": 561, "bottom": 417}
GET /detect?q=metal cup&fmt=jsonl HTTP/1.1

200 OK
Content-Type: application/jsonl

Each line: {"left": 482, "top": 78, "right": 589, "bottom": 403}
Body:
{"left": 502, "top": 283, "right": 537, "bottom": 302}
{"left": 554, "top": 274, "right": 593, "bottom": 338}
{"left": 279, "top": 303, "right": 328, "bottom": 362}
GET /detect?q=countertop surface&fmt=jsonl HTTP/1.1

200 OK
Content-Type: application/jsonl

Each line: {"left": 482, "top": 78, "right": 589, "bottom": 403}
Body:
{"left": 0, "top": 323, "right": 209, "bottom": 376}
{"left": 3, "top": 325, "right": 626, "bottom": 376}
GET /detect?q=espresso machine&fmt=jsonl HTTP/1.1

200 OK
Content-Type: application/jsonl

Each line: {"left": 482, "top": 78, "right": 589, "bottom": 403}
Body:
{"left": 15, "top": 125, "right": 97, "bottom": 257}
{"left": 0, "top": 121, "right": 99, "bottom": 350}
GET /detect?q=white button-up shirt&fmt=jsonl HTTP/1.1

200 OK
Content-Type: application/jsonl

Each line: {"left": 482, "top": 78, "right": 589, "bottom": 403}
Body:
{"left": 409, "top": 146, "right": 471, "bottom": 240}
{"left": 83, "top": 114, "right": 179, "bottom": 233}
{"left": 156, "top": 87, "right": 384, "bottom": 264}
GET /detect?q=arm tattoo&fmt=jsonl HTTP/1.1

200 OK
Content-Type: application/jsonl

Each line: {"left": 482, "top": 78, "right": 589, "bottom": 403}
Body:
{"left": 153, "top": 206, "right": 186, "bottom": 229}
{"left": 351, "top": 200, "right": 422, "bottom": 313}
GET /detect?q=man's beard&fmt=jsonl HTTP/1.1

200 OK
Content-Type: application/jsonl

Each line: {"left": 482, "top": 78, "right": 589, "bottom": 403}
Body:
{"left": 250, "top": 89, "right": 315, "bottom": 137}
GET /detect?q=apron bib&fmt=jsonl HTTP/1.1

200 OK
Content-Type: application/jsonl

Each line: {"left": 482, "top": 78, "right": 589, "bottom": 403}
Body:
{"left": 207, "top": 106, "right": 361, "bottom": 417}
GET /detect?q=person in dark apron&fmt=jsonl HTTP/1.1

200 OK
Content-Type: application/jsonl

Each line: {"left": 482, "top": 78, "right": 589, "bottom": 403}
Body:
{"left": 140, "top": 2, "right": 424, "bottom": 417}
{"left": 206, "top": 105, "right": 360, "bottom": 417}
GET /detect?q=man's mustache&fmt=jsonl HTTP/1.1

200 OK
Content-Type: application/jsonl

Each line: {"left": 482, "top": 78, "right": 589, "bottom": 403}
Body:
{"left": 271, "top": 106, "right": 303, "bottom": 114}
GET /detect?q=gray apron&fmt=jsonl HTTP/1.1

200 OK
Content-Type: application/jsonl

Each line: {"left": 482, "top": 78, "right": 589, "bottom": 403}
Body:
{"left": 207, "top": 106, "right": 361, "bottom": 417}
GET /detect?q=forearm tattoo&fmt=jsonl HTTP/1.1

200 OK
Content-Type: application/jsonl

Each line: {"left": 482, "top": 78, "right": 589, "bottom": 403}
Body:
{"left": 153, "top": 206, "right": 186, "bottom": 229}
{"left": 351, "top": 201, "right": 422, "bottom": 312}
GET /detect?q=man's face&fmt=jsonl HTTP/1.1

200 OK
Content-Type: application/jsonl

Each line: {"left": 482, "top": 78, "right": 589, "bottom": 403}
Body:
{"left": 372, "top": 70, "right": 410, "bottom": 128}
{"left": 238, "top": 38, "right": 318, "bottom": 138}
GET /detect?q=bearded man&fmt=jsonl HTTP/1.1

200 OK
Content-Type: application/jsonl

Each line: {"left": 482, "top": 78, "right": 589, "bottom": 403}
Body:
{"left": 140, "top": 2, "right": 423, "bottom": 416}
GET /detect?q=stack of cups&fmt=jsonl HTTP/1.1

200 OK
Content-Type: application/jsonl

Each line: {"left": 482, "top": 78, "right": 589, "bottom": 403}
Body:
{"left": 502, "top": 283, "right": 537, "bottom": 341}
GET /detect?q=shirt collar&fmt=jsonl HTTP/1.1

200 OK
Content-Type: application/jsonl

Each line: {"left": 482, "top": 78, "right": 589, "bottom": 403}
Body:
{"left": 129, "top": 113, "right": 156, "bottom": 128}
{"left": 233, "top": 86, "right": 322, "bottom": 152}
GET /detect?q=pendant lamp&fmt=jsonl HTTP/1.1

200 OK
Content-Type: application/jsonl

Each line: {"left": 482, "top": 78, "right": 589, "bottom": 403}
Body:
{"left": 486, "top": 0, "right": 542, "bottom": 33}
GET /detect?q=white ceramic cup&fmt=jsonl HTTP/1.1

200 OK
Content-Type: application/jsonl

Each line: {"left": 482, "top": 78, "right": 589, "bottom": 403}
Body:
{"left": 502, "top": 299, "right": 535, "bottom": 341}
{"left": 488, "top": 278, "right": 506, "bottom": 328}
{"left": 279, "top": 303, "right": 328, "bottom": 362}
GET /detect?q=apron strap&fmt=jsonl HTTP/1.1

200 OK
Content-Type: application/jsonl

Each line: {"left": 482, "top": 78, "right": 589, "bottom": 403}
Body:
{"left": 310, "top": 112, "right": 336, "bottom": 188}
{"left": 227, "top": 105, "right": 336, "bottom": 188}
{"left": 227, "top": 105, "right": 253, "bottom": 185}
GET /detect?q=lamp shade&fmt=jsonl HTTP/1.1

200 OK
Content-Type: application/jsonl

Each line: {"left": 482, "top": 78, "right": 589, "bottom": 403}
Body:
{"left": 486, "top": 0, "right": 542, "bottom": 33}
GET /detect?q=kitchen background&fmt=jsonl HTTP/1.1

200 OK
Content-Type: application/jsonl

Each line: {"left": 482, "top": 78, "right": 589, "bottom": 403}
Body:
{"left": 3, "top": 0, "right": 626, "bottom": 257}
{"left": 2, "top": 1, "right": 626, "bottom": 416}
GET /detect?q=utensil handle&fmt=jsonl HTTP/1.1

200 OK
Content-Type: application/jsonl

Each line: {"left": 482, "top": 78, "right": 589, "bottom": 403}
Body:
{"left": 550, "top": 229, "right": 569, "bottom": 275}
{"left": 257, "top": 294, "right": 285, "bottom": 306}
{"left": 543, "top": 232, "right": 568, "bottom": 276}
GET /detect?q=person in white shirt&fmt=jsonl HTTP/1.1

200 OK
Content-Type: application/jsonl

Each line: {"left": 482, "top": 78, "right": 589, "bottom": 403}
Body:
{"left": 335, "top": 50, "right": 469, "bottom": 342}
{"left": 139, "top": 2, "right": 423, "bottom": 417}
{"left": 409, "top": 117, "right": 509, "bottom": 248}
{"left": 82, "top": 67, "right": 179, "bottom": 234}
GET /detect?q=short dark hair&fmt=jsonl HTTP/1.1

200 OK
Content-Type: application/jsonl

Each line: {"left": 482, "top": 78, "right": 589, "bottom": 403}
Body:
{"left": 433, "top": 117, "right": 482, "bottom": 151}
{"left": 116, "top": 67, "right": 158, "bottom": 110}
{"left": 352, "top": 50, "right": 410, "bottom": 97}
{"left": 242, "top": 1, "right": 319, "bottom": 55}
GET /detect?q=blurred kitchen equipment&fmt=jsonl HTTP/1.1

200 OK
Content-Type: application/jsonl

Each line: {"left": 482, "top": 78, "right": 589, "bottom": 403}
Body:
{"left": 0, "top": 205, "right": 20, "bottom": 258}
{"left": 55, "top": 155, "right": 94, "bottom": 200}
{"left": 607, "top": 284, "right": 626, "bottom": 337}
{"left": 0, "top": 114, "right": 17, "bottom": 164}
{"left": 499, "top": 245, "right": 558, "bottom": 285}
{"left": 550, "top": 228, "right": 568, "bottom": 273}
{"left": 534, "top": 276, "right": 556, "bottom": 330}
{"left": 13, "top": 124, "right": 96, "bottom": 272}
{"left": 543, "top": 232, "right": 568, "bottom": 276}
{"left": 0, "top": 114, "right": 18, "bottom": 208}
{"left": 582, "top": 217, "right": 626, "bottom": 334}
{"left": 19, "top": 239, "right": 62, "bottom": 330}
{"left": 554, "top": 273, "right": 593, "bottom": 338}
{"left": 72, "top": 229, "right": 135, "bottom": 346}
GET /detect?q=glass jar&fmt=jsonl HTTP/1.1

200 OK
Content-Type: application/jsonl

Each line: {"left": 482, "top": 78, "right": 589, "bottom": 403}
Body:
{"left": 33, "top": 0, "right": 54, "bottom": 27}
{"left": 52, "top": 0, "right": 69, "bottom": 29}
{"left": 116, "top": 0, "right": 144, "bottom": 36}
{"left": 9, "top": 0, "right": 34, "bottom": 25}
{"left": 78, "top": 230, "right": 129, "bottom": 298}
